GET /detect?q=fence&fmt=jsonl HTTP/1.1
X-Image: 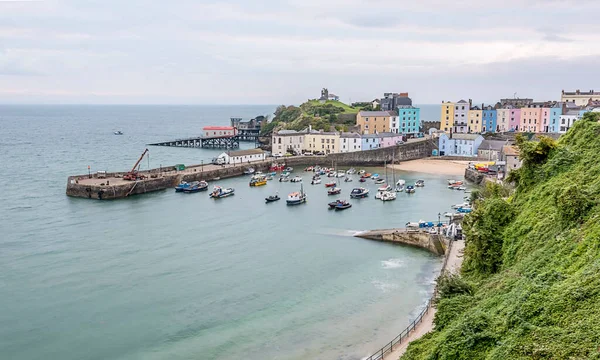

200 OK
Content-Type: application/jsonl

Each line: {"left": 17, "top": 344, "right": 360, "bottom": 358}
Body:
{"left": 363, "top": 237, "right": 455, "bottom": 360}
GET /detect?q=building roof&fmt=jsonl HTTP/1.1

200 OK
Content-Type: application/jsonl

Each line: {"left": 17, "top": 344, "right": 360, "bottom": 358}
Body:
{"left": 457, "top": 99, "right": 468, "bottom": 103}
{"left": 203, "top": 126, "right": 234, "bottom": 130}
{"left": 308, "top": 130, "right": 338, "bottom": 135}
{"left": 502, "top": 145, "right": 519, "bottom": 156}
{"left": 478, "top": 140, "right": 506, "bottom": 152}
{"left": 362, "top": 134, "right": 380, "bottom": 139}
{"left": 340, "top": 132, "right": 361, "bottom": 138}
{"left": 453, "top": 133, "right": 482, "bottom": 140}
{"left": 470, "top": 106, "right": 481, "bottom": 110}
{"left": 228, "top": 148, "right": 265, "bottom": 157}
{"left": 358, "top": 111, "right": 392, "bottom": 117}
{"left": 564, "top": 110, "right": 581, "bottom": 116}
{"left": 562, "top": 89, "right": 599, "bottom": 96}
{"left": 377, "top": 132, "right": 402, "bottom": 138}
{"left": 275, "top": 129, "right": 306, "bottom": 136}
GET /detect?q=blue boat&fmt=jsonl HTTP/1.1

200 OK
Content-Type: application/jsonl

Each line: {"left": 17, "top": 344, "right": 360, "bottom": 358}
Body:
{"left": 210, "top": 186, "right": 235, "bottom": 198}
{"left": 335, "top": 200, "right": 352, "bottom": 210}
{"left": 175, "top": 181, "right": 190, "bottom": 192}
{"left": 183, "top": 181, "right": 209, "bottom": 193}
{"left": 405, "top": 185, "right": 416, "bottom": 194}
{"left": 457, "top": 207, "right": 472, "bottom": 213}
{"left": 350, "top": 187, "right": 369, "bottom": 199}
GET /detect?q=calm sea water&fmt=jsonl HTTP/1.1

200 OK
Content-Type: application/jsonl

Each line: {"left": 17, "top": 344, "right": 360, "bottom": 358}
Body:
{"left": 0, "top": 105, "right": 462, "bottom": 360}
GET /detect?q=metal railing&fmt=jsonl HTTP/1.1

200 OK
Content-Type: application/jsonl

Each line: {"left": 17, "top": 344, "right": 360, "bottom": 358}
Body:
{"left": 364, "top": 238, "right": 454, "bottom": 360}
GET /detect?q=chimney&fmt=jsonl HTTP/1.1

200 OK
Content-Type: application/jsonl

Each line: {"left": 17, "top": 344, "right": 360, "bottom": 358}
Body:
{"left": 309, "top": 124, "right": 312, "bottom": 132}
{"left": 468, "top": 99, "right": 472, "bottom": 107}
{"left": 576, "top": 89, "right": 580, "bottom": 94}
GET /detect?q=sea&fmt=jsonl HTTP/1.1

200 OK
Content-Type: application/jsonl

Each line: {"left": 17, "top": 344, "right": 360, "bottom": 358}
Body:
{"left": 0, "top": 104, "right": 463, "bottom": 360}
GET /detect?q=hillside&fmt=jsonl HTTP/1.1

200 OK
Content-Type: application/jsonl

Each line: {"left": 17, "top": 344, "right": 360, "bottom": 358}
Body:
{"left": 402, "top": 112, "right": 600, "bottom": 359}
{"left": 260, "top": 99, "right": 374, "bottom": 135}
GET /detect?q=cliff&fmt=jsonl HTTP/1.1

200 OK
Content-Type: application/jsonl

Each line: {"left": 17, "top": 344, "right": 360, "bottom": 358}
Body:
{"left": 402, "top": 112, "right": 600, "bottom": 359}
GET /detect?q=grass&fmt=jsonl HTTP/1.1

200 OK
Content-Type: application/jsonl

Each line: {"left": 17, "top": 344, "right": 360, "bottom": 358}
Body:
{"left": 402, "top": 113, "right": 600, "bottom": 360}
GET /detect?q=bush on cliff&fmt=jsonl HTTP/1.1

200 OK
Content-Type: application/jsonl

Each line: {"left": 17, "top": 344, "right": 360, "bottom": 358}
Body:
{"left": 402, "top": 112, "right": 600, "bottom": 360}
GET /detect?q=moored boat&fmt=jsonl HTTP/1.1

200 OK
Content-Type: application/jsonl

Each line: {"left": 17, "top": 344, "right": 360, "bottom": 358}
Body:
{"left": 243, "top": 167, "right": 255, "bottom": 175}
{"left": 378, "top": 184, "right": 392, "bottom": 192}
{"left": 381, "top": 191, "right": 397, "bottom": 201}
{"left": 405, "top": 185, "right": 416, "bottom": 193}
{"left": 249, "top": 175, "right": 267, "bottom": 187}
{"left": 175, "top": 181, "right": 190, "bottom": 192}
{"left": 328, "top": 199, "right": 342, "bottom": 209}
{"left": 358, "top": 170, "right": 366, "bottom": 175}
{"left": 415, "top": 179, "right": 425, "bottom": 187}
{"left": 336, "top": 171, "right": 345, "bottom": 178}
{"left": 210, "top": 186, "right": 235, "bottom": 198}
{"left": 344, "top": 177, "right": 353, "bottom": 182}
{"left": 311, "top": 178, "right": 321, "bottom": 185}
{"left": 350, "top": 187, "right": 369, "bottom": 198}
{"left": 290, "top": 176, "right": 302, "bottom": 183}
{"left": 334, "top": 200, "right": 352, "bottom": 210}
{"left": 284, "top": 167, "right": 294, "bottom": 173}
{"left": 304, "top": 166, "right": 314, "bottom": 171}
{"left": 324, "top": 181, "right": 336, "bottom": 187}
{"left": 286, "top": 185, "right": 307, "bottom": 205}
{"left": 374, "top": 178, "right": 385, "bottom": 184}
{"left": 270, "top": 163, "right": 285, "bottom": 172}
{"left": 327, "top": 187, "right": 341, "bottom": 195}
{"left": 359, "top": 177, "right": 366, "bottom": 183}
{"left": 346, "top": 168, "right": 356, "bottom": 175}
{"left": 371, "top": 173, "right": 380, "bottom": 179}
{"left": 114, "top": 130, "right": 123, "bottom": 135}
{"left": 183, "top": 181, "right": 204, "bottom": 193}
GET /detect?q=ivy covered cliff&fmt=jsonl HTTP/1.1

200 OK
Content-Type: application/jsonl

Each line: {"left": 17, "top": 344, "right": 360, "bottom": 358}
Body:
{"left": 403, "top": 112, "right": 600, "bottom": 359}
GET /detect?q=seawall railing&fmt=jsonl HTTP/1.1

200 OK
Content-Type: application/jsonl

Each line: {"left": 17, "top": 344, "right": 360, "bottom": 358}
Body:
{"left": 363, "top": 237, "right": 455, "bottom": 360}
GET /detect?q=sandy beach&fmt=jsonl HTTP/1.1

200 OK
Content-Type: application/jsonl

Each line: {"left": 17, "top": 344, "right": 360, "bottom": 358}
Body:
{"left": 384, "top": 240, "right": 465, "bottom": 359}
{"left": 388, "top": 159, "right": 471, "bottom": 176}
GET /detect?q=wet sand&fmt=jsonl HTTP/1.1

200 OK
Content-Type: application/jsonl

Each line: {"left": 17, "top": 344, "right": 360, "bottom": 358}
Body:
{"left": 389, "top": 159, "right": 470, "bottom": 176}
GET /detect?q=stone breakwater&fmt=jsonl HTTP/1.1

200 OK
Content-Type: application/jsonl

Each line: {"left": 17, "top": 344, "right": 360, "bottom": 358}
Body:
{"left": 66, "top": 140, "right": 436, "bottom": 200}
{"left": 354, "top": 228, "right": 448, "bottom": 256}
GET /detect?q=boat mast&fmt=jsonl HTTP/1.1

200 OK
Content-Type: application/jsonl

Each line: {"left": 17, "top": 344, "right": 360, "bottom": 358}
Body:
{"left": 392, "top": 152, "right": 396, "bottom": 185}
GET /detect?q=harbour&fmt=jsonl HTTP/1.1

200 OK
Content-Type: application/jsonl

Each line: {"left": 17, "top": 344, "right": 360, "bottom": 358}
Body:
{"left": 3, "top": 104, "right": 465, "bottom": 360}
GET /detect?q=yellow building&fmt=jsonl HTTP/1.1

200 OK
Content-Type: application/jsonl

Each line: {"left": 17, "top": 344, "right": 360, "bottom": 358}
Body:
{"left": 468, "top": 107, "right": 482, "bottom": 133}
{"left": 440, "top": 101, "right": 454, "bottom": 132}
{"left": 356, "top": 111, "right": 391, "bottom": 134}
{"left": 304, "top": 131, "right": 340, "bottom": 154}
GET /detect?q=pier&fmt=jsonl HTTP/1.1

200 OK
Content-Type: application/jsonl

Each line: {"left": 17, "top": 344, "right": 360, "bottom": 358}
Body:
{"left": 355, "top": 228, "right": 449, "bottom": 256}
{"left": 148, "top": 135, "right": 241, "bottom": 149}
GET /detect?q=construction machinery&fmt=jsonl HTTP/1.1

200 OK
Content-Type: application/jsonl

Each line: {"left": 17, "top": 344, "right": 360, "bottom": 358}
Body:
{"left": 123, "top": 149, "right": 149, "bottom": 181}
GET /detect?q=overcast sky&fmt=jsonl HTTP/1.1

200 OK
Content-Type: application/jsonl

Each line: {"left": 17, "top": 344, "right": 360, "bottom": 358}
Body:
{"left": 1, "top": 0, "right": 599, "bottom": 105}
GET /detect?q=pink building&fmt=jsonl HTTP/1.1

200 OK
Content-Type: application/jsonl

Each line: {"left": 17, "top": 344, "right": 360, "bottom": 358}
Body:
{"left": 540, "top": 107, "right": 552, "bottom": 133}
{"left": 378, "top": 132, "right": 404, "bottom": 148}
{"left": 508, "top": 107, "right": 521, "bottom": 131}
{"left": 521, "top": 103, "right": 544, "bottom": 132}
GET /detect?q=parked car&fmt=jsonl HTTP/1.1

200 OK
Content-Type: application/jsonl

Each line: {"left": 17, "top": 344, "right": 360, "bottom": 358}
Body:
{"left": 315, "top": 151, "right": 325, "bottom": 156}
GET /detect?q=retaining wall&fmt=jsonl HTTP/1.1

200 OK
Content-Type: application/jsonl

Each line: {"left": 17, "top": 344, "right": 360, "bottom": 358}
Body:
{"left": 355, "top": 229, "right": 448, "bottom": 256}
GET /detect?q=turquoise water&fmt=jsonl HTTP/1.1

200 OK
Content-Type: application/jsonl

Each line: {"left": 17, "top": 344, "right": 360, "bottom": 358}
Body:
{"left": 0, "top": 105, "right": 464, "bottom": 360}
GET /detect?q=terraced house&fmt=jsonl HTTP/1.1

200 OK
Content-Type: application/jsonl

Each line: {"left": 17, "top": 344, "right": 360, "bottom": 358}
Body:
{"left": 440, "top": 101, "right": 455, "bottom": 132}
{"left": 271, "top": 129, "right": 307, "bottom": 156}
{"left": 395, "top": 106, "right": 421, "bottom": 137}
{"left": 453, "top": 100, "right": 470, "bottom": 133}
{"left": 468, "top": 105, "right": 482, "bottom": 133}
{"left": 304, "top": 130, "right": 340, "bottom": 154}
{"left": 338, "top": 132, "right": 362, "bottom": 153}
{"left": 356, "top": 111, "right": 392, "bottom": 134}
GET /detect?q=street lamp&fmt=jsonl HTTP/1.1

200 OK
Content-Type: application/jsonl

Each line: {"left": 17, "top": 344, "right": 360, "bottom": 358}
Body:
{"left": 88, "top": 165, "right": 91, "bottom": 179}
{"left": 437, "top": 212, "right": 441, "bottom": 233}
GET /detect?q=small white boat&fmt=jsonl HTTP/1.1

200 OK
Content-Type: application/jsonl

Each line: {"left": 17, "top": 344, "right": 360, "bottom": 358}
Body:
{"left": 374, "top": 178, "right": 385, "bottom": 184}
{"left": 358, "top": 170, "right": 366, "bottom": 175}
{"left": 346, "top": 168, "right": 356, "bottom": 175}
{"left": 243, "top": 168, "right": 255, "bottom": 175}
{"left": 457, "top": 186, "right": 467, "bottom": 191}
{"left": 344, "top": 177, "right": 353, "bottom": 182}
{"left": 114, "top": 131, "right": 123, "bottom": 135}
{"left": 405, "top": 185, "right": 416, "bottom": 193}
{"left": 290, "top": 176, "right": 302, "bottom": 183}
{"left": 378, "top": 184, "right": 392, "bottom": 192}
{"left": 396, "top": 179, "right": 405, "bottom": 186}
{"left": 451, "top": 202, "right": 470, "bottom": 209}
{"left": 381, "top": 191, "right": 396, "bottom": 201}
{"left": 210, "top": 186, "right": 235, "bottom": 199}
{"left": 371, "top": 174, "right": 380, "bottom": 179}
{"left": 311, "top": 178, "right": 321, "bottom": 185}
{"left": 415, "top": 180, "right": 425, "bottom": 187}
{"left": 336, "top": 171, "right": 345, "bottom": 178}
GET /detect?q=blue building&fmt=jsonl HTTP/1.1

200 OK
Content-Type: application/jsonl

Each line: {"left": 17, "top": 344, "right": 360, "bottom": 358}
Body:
{"left": 396, "top": 105, "right": 421, "bottom": 137}
{"left": 548, "top": 104, "right": 563, "bottom": 133}
{"left": 482, "top": 106, "right": 497, "bottom": 133}
{"left": 438, "top": 133, "right": 484, "bottom": 157}
{"left": 361, "top": 134, "right": 380, "bottom": 150}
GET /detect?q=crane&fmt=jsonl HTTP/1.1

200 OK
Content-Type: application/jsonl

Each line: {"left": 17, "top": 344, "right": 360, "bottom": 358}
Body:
{"left": 123, "top": 148, "right": 149, "bottom": 181}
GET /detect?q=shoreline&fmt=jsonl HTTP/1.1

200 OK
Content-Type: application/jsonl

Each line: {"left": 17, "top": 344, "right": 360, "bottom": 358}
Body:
{"left": 388, "top": 159, "right": 470, "bottom": 176}
{"left": 383, "top": 239, "right": 465, "bottom": 359}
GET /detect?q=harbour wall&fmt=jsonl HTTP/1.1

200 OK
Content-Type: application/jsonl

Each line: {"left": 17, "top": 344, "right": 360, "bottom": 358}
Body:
{"left": 355, "top": 229, "right": 448, "bottom": 256}
{"left": 66, "top": 139, "right": 436, "bottom": 200}
{"left": 464, "top": 168, "right": 497, "bottom": 186}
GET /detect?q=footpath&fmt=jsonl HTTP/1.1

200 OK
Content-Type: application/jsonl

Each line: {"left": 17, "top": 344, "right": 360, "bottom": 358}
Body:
{"left": 384, "top": 239, "right": 465, "bottom": 359}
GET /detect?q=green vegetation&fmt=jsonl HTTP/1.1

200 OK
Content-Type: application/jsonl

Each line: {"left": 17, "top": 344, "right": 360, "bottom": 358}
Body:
{"left": 402, "top": 112, "right": 600, "bottom": 359}
{"left": 260, "top": 99, "right": 374, "bottom": 135}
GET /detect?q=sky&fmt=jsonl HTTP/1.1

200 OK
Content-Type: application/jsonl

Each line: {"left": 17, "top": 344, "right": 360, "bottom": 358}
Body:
{"left": 1, "top": 0, "right": 599, "bottom": 105}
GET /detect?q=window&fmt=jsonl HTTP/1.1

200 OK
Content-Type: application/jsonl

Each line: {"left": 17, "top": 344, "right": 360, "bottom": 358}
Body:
{"left": 278, "top": 138, "right": 282, "bottom": 144}
{"left": 343, "top": 138, "right": 346, "bottom": 143}
{"left": 321, "top": 139, "right": 324, "bottom": 143}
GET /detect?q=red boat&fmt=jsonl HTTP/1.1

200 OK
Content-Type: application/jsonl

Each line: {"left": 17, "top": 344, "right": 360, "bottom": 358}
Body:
{"left": 325, "top": 181, "right": 336, "bottom": 187}
{"left": 270, "top": 163, "right": 285, "bottom": 172}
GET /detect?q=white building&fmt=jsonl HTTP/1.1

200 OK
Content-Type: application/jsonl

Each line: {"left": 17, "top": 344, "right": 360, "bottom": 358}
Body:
{"left": 438, "top": 133, "right": 484, "bottom": 157}
{"left": 218, "top": 149, "right": 266, "bottom": 165}
{"left": 339, "top": 132, "right": 362, "bottom": 153}
{"left": 271, "top": 129, "right": 307, "bottom": 156}
{"left": 558, "top": 110, "right": 579, "bottom": 133}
